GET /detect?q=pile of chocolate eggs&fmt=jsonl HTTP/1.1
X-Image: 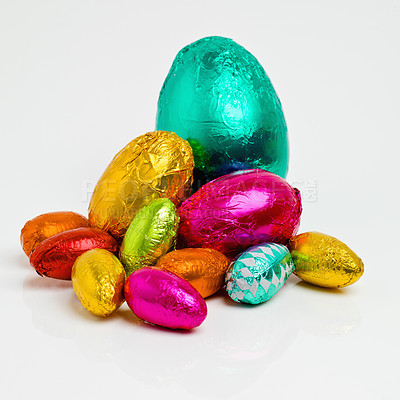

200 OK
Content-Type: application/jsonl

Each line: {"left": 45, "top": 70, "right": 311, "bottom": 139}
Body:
{"left": 20, "top": 37, "right": 364, "bottom": 330}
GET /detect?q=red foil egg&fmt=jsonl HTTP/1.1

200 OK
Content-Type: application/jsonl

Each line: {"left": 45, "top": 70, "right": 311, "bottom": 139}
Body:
{"left": 29, "top": 227, "right": 118, "bottom": 280}
{"left": 178, "top": 169, "right": 302, "bottom": 259}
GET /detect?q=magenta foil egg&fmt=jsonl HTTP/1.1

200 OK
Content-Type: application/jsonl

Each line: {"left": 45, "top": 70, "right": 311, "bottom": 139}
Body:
{"left": 178, "top": 169, "right": 302, "bottom": 259}
{"left": 124, "top": 267, "right": 207, "bottom": 330}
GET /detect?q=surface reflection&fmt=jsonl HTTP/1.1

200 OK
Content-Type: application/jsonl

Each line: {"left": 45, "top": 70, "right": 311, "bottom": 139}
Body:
{"left": 110, "top": 286, "right": 298, "bottom": 398}
{"left": 22, "top": 272, "right": 361, "bottom": 398}
{"left": 292, "top": 281, "right": 362, "bottom": 337}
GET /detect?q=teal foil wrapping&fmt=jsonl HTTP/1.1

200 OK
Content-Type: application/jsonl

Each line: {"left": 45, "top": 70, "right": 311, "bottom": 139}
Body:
{"left": 156, "top": 36, "right": 289, "bottom": 191}
{"left": 225, "top": 243, "right": 294, "bottom": 304}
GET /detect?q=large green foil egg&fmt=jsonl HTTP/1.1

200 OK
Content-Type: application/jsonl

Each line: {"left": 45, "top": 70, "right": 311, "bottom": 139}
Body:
{"left": 156, "top": 36, "right": 288, "bottom": 190}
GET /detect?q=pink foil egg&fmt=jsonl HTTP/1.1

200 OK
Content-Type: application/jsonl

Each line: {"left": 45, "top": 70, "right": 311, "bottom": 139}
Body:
{"left": 178, "top": 169, "right": 302, "bottom": 259}
{"left": 124, "top": 267, "right": 207, "bottom": 330}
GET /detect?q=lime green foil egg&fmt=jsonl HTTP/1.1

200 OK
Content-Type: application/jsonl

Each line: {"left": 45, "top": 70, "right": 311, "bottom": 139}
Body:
{"left": 156, "top": 36, "right": 289, "bottom": 189}
{"left": 120, "top": 199, "right": 179, "bottom": 276}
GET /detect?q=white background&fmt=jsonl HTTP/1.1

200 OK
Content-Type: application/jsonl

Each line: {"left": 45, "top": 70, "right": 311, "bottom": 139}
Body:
{"left": 1, "top": 1, "right": 399, "bottom": 399}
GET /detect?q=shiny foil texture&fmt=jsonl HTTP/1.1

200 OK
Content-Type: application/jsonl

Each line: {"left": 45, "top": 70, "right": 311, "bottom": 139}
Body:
{"left": 88, "top": 131, "right": 194, "bottom": 240}
{"left": 156, "top": 36, "right": 289, "bottom": 191}
{"left": 29, "top": 227, "right": 118, "bottom": 280}
{"left": 288, "top": 232, "right": 364, "bottom": 288}
{"left": 72, "top": 249, "right": 126, "bottom": 317}
{"left": 156, "top": 248, "right": 229, "bottom": 298}
{"left": 119, "top": 199, "right": 179, "bottom": 276}
{"left": 178, "top": 169, "right": 302, "bottom": 259}
{"left": 226, "top": 243, "right": 294, "bottom": 304}
{"left": 124, "top": 267, "right": 207, "bottom": 330}
{"left": 20, "top": 211, "right": 89, "bottom": 256}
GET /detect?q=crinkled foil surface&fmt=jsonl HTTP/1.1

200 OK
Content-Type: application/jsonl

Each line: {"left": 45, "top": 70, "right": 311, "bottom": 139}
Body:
{"left": 156, "top": 36, "right": 288, "bottom": 190}
{"left": 119, "top": 199, "right": 179, "bottom": 276}
{"left": 20, "top": 211, "right": 89, "bottom": 256}
{"left": 156, "top": 248, "right": 230, "bottom": 298}
{"left": 124, "top": 267, "right": 207, "bottom": 330}
{"left": 288, "top": 232, "right": 364, "bottom": 288}
{"left": 89, "top": 131, "right": 194, "bottom": 240}
{"left": 29, "top": 227, "right": 118, "bottom": 280}
{"left": 72, "top": 249, "right": 125, "bottom": 317}
{"left": 178, "top": 169, "right": 302, "bottom": 259}
{"left": 226, "top": 243, "right": 294, "bottom": 304}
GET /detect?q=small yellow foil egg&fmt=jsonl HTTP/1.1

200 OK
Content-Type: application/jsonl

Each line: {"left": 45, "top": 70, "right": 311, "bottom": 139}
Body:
{"left": 72, "top": 249, "right": 126, "bottom": 316}
{"left": 288, "top": 232, "right": 364, "bottom": 288}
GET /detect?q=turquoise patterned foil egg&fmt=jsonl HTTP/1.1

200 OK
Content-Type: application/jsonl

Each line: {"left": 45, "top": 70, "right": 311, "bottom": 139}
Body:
{"left": 225, "top": 243, "right": 294, "bottom": 304}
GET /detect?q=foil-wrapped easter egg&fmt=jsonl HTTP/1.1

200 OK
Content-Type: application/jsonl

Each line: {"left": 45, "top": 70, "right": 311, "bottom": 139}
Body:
{"left": 156, "top": 36, "right": 288, "bottom": 191}
{"left": 288, "top": 232, "right": 364, "bottom": 288}
{"left": 119, "top": 198, "right": 179, "bottom": 276}
{"left": 72, "top": 249, "right": 126, "bottom": 316}
{"left": 225, "top": 243, "right": 294, "bottom": 304}
{"left": 88, "top": 131, "right": 194, "bottom": 240}
{"left": 29, "top": 227, "right": 118, "bottom": 280}
{"left": 178, "top": 169, "right": 302, "bottom": 259}
{"left": 124, "top": 267, "right": 207, "bottom": 330}
{"left": 20, "top": 211, "right": 89, "bottom": 256}
{"left": 156, "top": 248, "right": 230, "bottom": 298}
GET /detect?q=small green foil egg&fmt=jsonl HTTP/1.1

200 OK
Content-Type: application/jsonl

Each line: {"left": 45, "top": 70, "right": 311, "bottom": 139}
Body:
{"left": 72, "top": 249, "right": 126, "bottom": 317}
{"left": 120, "top": 198, "right": 179, "bottom": 276}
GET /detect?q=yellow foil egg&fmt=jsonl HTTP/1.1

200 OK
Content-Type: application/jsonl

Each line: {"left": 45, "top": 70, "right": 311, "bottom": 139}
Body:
{"left": 88, "top": 131, "right": 194, "bottom": 240}
{"left": 288, "top": 232, "right": 364, "bottom": 288}
{"left": 72, "top": 249, "right": 126, "bottom": 316}
{"left": 156, "top": 248, "right": 230, "bottom": 298}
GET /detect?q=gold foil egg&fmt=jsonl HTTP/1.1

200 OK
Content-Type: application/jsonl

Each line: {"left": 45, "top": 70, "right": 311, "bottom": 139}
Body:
{"left": 72, "top": 249, "right": 126, "bottom": 316}
{"left": 88, "top": 131, "right": 194, "bottom": 240}
{"left": 156, "top": 248, "right": 230, "bottom": 298}
{"left": 288, "top": 232, "right": 364, "bottom": 288}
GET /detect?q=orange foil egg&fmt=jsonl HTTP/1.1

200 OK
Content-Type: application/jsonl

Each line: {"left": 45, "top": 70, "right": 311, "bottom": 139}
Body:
{"left": 29, "top": 227, "right": 118, "bottom": 280}
{"left": 156, "top": 248, "right": 230, "bottom": 298}
{"left": 20, "top": 211, "right": 90, "bottom": 256}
